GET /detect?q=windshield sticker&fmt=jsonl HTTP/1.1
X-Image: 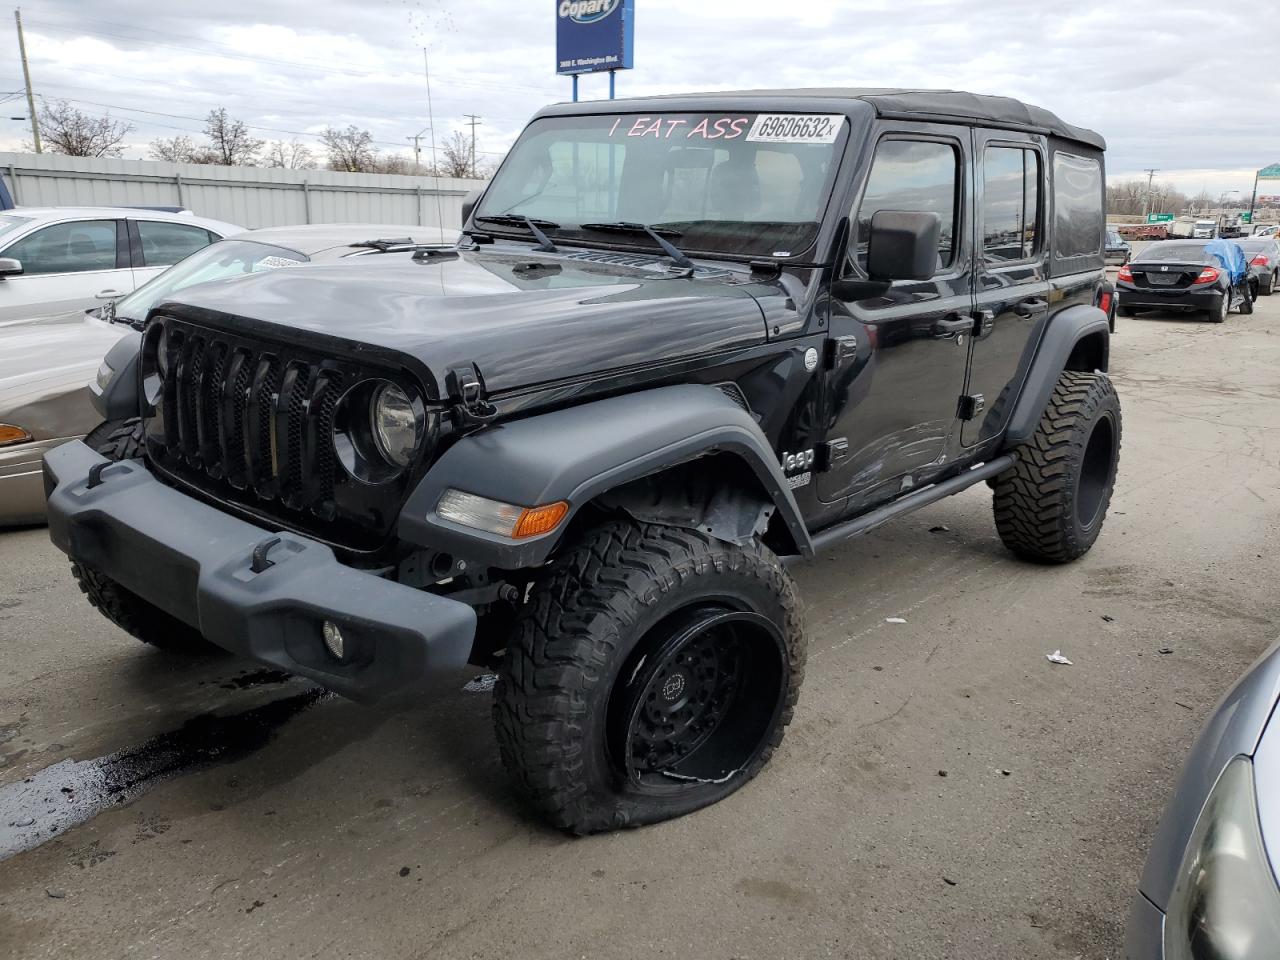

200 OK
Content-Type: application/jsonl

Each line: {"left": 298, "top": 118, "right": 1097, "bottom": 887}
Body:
{"left": 606, "top": 116, "right": 752, "bottom": 141}
{"left": 745, "top": 114, "right": 844, "bottom": 144}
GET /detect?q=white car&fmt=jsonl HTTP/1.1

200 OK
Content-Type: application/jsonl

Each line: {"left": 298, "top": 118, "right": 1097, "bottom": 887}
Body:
{"left": 0, "top": 206, "right": 242, "bottom": 322}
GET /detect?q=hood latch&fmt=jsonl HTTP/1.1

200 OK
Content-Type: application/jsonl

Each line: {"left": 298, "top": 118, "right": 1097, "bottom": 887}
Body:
{"left": 446, "top": 364, "right": 497, "bottom": 428}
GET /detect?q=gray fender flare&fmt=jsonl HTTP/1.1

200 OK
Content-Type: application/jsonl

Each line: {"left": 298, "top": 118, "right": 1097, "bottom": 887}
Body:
{"left": 89, "top": 331, "right": 142, "bottom": 422}
{"left": 1004, "top": 304, "right": 1110, "bottom": 446}
{"left": 398, "top": 384, "right": 814, "bottom": 568}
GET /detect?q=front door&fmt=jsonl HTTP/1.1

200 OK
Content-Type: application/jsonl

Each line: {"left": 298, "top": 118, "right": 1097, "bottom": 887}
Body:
{"left": 963, "top": 131, "right": 1050, "bottom": 446}
{"left": 817, "top": 125, "right": 974, "bottom": 507}
{"left": 0, "top": 218, "right": 128, "bottom": 321}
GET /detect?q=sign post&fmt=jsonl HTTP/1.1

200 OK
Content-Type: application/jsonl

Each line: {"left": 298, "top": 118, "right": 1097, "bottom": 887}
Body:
{"left": 556, "top": 0, "right": 635, "bottom": 100}
{"left": 1248, "top": 163, "right": 1280, "bottom": 227}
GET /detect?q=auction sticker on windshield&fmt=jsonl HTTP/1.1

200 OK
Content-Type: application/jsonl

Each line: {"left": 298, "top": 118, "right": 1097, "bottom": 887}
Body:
{"left": 746, "top": 114, "right": 844, "bottom": 144}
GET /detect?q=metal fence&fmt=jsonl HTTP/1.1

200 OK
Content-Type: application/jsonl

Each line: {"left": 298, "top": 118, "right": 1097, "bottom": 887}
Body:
{"left": 0, "top": 152, "right": 487, "bottom": 230}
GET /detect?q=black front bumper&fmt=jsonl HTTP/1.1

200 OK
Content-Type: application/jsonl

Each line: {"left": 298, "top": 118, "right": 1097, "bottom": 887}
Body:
{"left": 1116, "top": 282, "right": 1222, "bottom": 313}
{"left": 44, "top": 441, "right": 476, "bottom": 701}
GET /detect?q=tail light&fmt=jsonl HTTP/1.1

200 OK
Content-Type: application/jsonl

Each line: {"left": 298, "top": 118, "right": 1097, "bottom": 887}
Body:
{"left": 1117, "top": 265, "right": 1133, "bottom": 282}
{"left": 1098, "top": 291, "right": 1113, "bottom": 314}
{"left": 1251, "top": 255, "right": 1270, "bottom": 267}
{"left": 1192, "top": 267, "right": 1220, "bottom": 285}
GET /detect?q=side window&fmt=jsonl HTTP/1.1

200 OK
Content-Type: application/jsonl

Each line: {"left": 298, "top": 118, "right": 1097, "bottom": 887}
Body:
{"left": 4, "top": 220, "right": 118, "bottom": 275}
{"left": 1052, "top": 152, "right": 1104, "bottom": 261}
{"left": 982, "top": 146, "right": 1042, "bottom": 262}
{"left": 855, "top": 139, "right": 959, "bottom": 270}
{"left": 136, "top": 221, "right": 215, "bottom": 267}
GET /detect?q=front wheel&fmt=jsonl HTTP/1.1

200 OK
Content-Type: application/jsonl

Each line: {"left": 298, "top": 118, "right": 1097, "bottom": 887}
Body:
{"left": 493, "top": 520, "right": 805, "bottom": 834}
{"left": 1264, "top": 272, "right": 1277, "bottom": 296}
{"left": 992, "top": 372, "right": 1122, "bottom": 564}
{"left": 72, "top": 419, "right": 218, "bottom": 655}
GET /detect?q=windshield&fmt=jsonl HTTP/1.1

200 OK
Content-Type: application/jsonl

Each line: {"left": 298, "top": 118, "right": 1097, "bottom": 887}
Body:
{"left": 1139, "top": 242, "right": 1214, "bottom": 263}
{"left": 113, "top": 239, "right": 308, "bottom": 322}
{"left": 0, "top": 214, "right": 33, "bottom": 243}
{"left": 476, "top": 112, "right": 848, "bottom": 259}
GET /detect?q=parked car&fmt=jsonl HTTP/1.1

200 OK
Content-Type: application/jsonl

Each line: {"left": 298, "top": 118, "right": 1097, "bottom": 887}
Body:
{"left": 1236, "top": 237, "right": 1280, "bottom": 296}
{"left": 46, "top": 89, "right": 1120, "bottom": 834}
{"left": 1125, "top": 640, "right": 1280, "bottom": 960}
{"left": 1116, "top": 239, "right": 1253, "bottom": 322}
{"left": 0, "top": 206, "right": 242, "bottom": 323}
{"left": 1106, "top": 229, "right": 1132, "bottom": 264}
{"left": 1251, "top": 224, "right": 1278, "bottom": 238}
{"left": 0, "top": 223, "right": 457, "bottom": 526}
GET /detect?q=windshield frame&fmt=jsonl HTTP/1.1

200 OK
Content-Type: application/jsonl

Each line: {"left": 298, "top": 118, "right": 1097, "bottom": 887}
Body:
{"left": 474, "top": 110, "right": 853, "bottom": 264}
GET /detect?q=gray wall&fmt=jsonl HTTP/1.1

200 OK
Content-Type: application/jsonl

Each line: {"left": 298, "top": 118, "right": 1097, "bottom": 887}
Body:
{"left": 0, "top": 152, "right": 487, "bottom": 231}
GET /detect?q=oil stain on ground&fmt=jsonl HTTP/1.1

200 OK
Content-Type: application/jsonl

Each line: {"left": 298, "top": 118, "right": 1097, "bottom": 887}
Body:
{"left": 0, "top": 687, "right": 330, "bottom": 861}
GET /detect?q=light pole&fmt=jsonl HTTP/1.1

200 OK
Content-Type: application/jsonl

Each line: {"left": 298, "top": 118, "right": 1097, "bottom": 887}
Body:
{"left": 407, "top": 125, "right": 431, "bottom": 172}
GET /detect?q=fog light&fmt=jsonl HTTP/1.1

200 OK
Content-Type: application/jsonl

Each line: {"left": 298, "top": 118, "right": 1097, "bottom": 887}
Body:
{"left": 322, "top": 621, "right": 345, "bottom": 660}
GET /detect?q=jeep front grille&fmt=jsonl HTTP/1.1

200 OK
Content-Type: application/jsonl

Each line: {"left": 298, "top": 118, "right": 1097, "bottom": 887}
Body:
{"left": 144, "top": 316, "right": 418, "bottom": 551}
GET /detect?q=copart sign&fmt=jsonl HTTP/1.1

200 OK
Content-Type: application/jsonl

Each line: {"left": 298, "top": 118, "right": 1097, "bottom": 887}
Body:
{"left": 556, "top": 0, "right": 635, "bottom": 76}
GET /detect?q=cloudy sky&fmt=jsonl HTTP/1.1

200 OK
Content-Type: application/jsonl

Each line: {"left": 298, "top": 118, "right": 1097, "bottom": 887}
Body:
{"left": 2, "top": 0, "right": 1277, "bottom": 198}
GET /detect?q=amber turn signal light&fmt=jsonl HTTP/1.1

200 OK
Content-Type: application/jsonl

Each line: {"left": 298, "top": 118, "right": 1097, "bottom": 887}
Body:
{"left": 513, "top": 501, "right": 570, "bottom": 539}
{"left": 0, "top": 424, "right": 32, "bottom": 447}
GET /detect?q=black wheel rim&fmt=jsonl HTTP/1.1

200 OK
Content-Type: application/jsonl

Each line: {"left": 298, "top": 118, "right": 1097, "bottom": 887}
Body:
{"left": 1077, "top": 414, "right": 1115, "bottom": 529}
{"left": 608, "top": 607, "right": 788, "bottom": 790}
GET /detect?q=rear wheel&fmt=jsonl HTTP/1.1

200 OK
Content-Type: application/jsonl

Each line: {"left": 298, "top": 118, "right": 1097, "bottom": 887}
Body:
{"left": 493, "top": 520, "right": 805, "bottom": 834}
{"left": 1264, "top": 272, "right": 1277, "bottom": 296}
{"left": 1210, "top": 293, "right": 1229, "bottom": 323}
{"left": 993, "top": 372, "right": 1121, "bottom": 564}
{"left": 72, "top": 419, "right": 218, "bottom": 655}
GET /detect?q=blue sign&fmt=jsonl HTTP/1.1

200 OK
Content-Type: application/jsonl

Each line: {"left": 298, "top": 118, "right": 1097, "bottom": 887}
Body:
{"left": 556, "top": 0, "right": 634, "bottom": 75}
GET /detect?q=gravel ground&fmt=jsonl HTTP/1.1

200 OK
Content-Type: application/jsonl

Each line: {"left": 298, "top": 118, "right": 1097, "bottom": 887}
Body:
{"left": 1, "top": 291, "right": 1278, "bottom": 960}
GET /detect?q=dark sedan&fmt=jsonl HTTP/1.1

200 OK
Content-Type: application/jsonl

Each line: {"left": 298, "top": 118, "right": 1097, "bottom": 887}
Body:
{"left": 1116, "top": 240, "right": 1252, "bottom": 323}
{"left": 1106, "top": 229, "right": 1132, "bottom": 265}
{"left": 1237, "top": 237, "right": 1279, "bottom": 297}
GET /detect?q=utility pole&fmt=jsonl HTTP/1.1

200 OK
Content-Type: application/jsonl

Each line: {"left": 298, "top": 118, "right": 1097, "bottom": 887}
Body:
{"left": 14, "top": 8, "right": 40, "bottom": 153}
{"left": 1248, "top": 168, "right": 1260, "bottom": 227}
{"left": 1141, "top": 168, "right": 1158, "bottom": 219}
{"left": 463, "top": 114, "right": 481, "bottom": 178}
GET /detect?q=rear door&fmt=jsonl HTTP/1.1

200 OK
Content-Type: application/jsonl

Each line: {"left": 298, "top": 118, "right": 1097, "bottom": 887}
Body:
{"left": 963, "top": 131, "right": 1050, "bottom": 446}
{"left": 129, "top": 219, "right": 218, "bottom": 288}
{"left": 819, "top": 124, "right": 974, "bottom": 505}
{"left": 0, "top": 218, "right": 129, "bottom": 321}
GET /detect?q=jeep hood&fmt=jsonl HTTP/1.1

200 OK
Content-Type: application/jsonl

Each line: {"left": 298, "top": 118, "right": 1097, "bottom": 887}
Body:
{"left": 160, "top": 248, "right": 778, "bottom": 395}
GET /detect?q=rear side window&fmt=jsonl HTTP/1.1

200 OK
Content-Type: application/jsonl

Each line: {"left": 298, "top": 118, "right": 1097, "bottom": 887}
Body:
{"left": 2, "top": 219, "right": 118, "bottom": 275}
{"left": 1052, "top": 152, "right": 1104, "bottom": 262}
{"left": 982, "top": 146, "right": 1042, "bottom": 262}
{"left": 855, "top": 139, "right": 959, "bottom": 270}
{"left": 136, "top": 221, "right": 215, "bottom": 267}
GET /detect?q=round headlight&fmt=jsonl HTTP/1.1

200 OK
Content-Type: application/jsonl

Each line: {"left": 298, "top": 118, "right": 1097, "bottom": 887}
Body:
{"left": 370, "top": 383, "right": 422, "bottom": 468}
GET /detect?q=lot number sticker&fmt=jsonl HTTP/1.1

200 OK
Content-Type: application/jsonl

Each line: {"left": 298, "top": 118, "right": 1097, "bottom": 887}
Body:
{"left": 746, "top": 114, "right": 843, "bottom": 144}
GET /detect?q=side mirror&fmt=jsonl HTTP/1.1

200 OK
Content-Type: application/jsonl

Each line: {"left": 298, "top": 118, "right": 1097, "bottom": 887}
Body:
{"left": 866, "top": 210, "right": 941, "bottom": 282}
{"left": 460, "top": 189, "right": 483, "bottom": 229}
{"left": 0, "top": 257, "right": 22, "bottom": 278}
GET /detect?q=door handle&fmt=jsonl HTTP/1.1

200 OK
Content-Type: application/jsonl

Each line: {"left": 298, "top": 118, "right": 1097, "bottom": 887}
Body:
{"left": 95, "top": 289, "right": 124, "bottom": 299}
{"left": 1013, "top": 298, "right": 1048, "bottom": 318}
{"left": 931, "top": 313, "right": 975, "bottom": 338}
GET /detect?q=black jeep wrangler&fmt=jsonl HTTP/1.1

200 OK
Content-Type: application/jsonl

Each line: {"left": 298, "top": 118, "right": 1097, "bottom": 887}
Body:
{"left": 47, "top": 89, "right": 1120, "bottom": 834}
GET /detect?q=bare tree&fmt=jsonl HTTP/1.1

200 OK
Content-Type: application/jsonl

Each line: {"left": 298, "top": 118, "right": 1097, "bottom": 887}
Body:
{"left": 265, "top": 139, "right": 316, "bottom": 170}
{"left": 148, "top": 135, "right": 218, "bottom": 164}
{"left": 321, "top": 125, "right": 378, "bottom": 172}
{"left": 433, "top": 130, "right": 476, "bottom": 178}
{"left": 30, "top": 99, "right": 133, "bottom": 158}
{"left": 204, "top": 108, "right": 264, "bottom": 166}
{"left": 372, "top": 154, "right": 415, "bottom": 175}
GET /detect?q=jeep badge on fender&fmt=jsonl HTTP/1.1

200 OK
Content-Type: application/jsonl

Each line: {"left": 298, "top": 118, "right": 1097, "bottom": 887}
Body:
{"left": 47, "top": 89, "right": 1119, "bottom": 835}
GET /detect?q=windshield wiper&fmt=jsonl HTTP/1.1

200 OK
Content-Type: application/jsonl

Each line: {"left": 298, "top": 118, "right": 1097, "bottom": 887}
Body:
{"left": 579, "top": 222, "right": 693, "bottom": 269}
{"left": 473, "top": 215, "right": 560, "bottom": 253}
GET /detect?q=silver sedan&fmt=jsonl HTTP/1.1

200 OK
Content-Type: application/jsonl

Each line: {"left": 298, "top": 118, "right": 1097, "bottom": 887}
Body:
{"left": 1126, "top": 640, "right": 1280, "bottom": 959}
{"left": 0, "top": 223, "right": 457, "bottom": 526}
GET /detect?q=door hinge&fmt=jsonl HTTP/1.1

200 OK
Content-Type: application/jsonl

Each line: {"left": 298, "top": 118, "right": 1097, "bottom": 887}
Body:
{"left": 973, "top": 308, "right": 995, "bottom": 338}
{"left": 824, "top": 337, "right": 856, "bottom": 370}
{"left": 957, "top": 394, "right": 985, "bottom": 421}
{"left": 815, "top": 438, "right": 849, "bottom": 472}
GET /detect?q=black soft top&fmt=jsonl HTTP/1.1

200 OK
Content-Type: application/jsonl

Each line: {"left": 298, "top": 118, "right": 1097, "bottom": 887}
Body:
{"left": 541, "top": 87, "right": 1105, "bottom": 152}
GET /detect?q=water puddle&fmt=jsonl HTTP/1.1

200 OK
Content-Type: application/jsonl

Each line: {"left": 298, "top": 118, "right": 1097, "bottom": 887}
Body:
{"left": 0, "top": 688, "right": 330, "bottom": 861}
